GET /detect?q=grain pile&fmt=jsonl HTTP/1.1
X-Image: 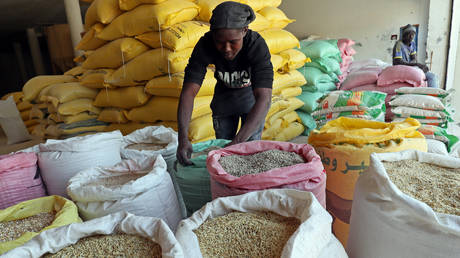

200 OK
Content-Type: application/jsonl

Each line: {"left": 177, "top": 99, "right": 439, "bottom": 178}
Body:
{"left": 42, "top": 234, "right": 162, "bottom": 257}
{"left": 0, "top": 212, "right": 55, "bottom": 242}
{"left": 126, "top": 143, "right": 168, "bottom": 151}
{"left": 194, "top": 211, "right": 300, "bottom": 258}
{"left": 219, "top": 150, "right": 305, "bottom": 177}
{"left": 383, "top": 159, "right": 460, "bottom": 216}
{"left": 84, "top": 174, "right": 144, "bottom": 188}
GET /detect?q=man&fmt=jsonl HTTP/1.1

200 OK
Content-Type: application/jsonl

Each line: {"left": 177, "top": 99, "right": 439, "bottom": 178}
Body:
{"left": 176, "top": 1, "right": 274, "bottom": 166}
{"left": 393, "top": 24, "right": 438, "bottom": 88}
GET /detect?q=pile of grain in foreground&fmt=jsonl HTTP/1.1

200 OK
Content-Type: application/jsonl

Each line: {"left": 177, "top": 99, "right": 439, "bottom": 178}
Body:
{"left": 0, "top": 212, "right": 54, "bottom": 242}
{"left": 194, "top": 211, "right": 300, "bottom": 258}
{"left": 383, "top": 159, "right": 460, "bottom": 216}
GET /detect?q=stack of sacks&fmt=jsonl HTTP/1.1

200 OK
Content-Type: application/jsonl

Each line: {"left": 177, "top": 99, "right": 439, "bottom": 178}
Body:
{"left": 0, "top": 92, "right": 38, "bottom": 136}
{"left": 311, "top": 90, "right": 387, "bottom": 128}
{"left": 335, "top": 38, "right": 356, "bottom": 84}
{"left": 390, "top": 87, "right": 455, "bottom": 133}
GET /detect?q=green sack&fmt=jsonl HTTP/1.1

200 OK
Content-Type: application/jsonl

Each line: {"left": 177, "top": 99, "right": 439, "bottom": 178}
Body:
{"left": 296, "top": 91, "right": 325, "bottom": 113}
{"left": 417, "top": 125, "right": 459, "bottom": 152}
{"left": 172, "top": 139, "right": 230, "bottom": 216}
{"left": 298, "top": 39, "right": 342, "bottom": 62}
{"left": 297, "top": 66, "right": 334, "bottom": 86}
{"left": 301, "top": 82, "right": 336, "bottom": 93}
{"left": 303, "top": 61, "right": 340, "bottom": 82}
{"left": 296, "top": 110, "right": 317, "bottom": 136}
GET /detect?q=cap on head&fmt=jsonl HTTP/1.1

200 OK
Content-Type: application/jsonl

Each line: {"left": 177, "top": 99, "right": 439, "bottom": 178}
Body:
{"left": 402, "top": 24, "right": 416, "bottom": 35}
{"left": 210, "top": 1, "right": 255, "bottom": 30}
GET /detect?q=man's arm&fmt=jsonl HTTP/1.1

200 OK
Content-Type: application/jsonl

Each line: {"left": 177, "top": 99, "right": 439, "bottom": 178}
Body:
{"left": 229, "top": 87, "right": 272, "bottom": 145}
{"left": 177, "top": 82, "right": 201, "bottom": 165}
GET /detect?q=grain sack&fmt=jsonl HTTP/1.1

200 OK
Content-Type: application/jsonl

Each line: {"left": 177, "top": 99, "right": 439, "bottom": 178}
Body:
{"left": 38, "top": 131, "right": 123, "bottom": 197}
{"left": 195, "top": 0, "right": 241, "bottom": 22}
{"left": 145, "top": 69, "right": 216, "bottom": 97}
{"left": 271, "top": 54, "right": 286, "bottom": 72}
{"left": 0, "top": 97, "right": 31, "bottom": 144}
{"left": 96, "top": 1, "right": 200, "bottom": 41}
{"left": 124, "top": 95, "right": 212, "bottom": 122}
{"left": 22, "top": 75, "right": 77, "bottom": 101}
{"left": 121, "top": 125, "right": 178, "bottom": 168}
{"left": 16, "top": 100, "right": 32, "bottom": 112}
{"left": 45, "top": 119, "right": 109, "bottom": 138}
{"left": 248, "top": 12, "right": 271, "bottom": 32}
{"left": 377, "top": 65, "right": 426, "bottom": 87}
{"left": 84, "top": 0, "right": 121, "bottom": 29}
{"left": 158, "top": 21, "right": 210, "bottom": 51}
{"left": 176, "top": 189, "right": 347, "bottom": 258}
{"left": 265, "top": 97, "right": 304, "bottom": 126}
{"left": 24, "top": 119, "right": 41, "bottom": 127}
{"left": 296, "top": 91, "right": 325, "bottom": 113}
{"left": 67, "top": 155, "right": 181, "bottom": 230}
{"left": 279, "top": 48, "right": 308, "bottom": 71}
{"left": 57, "top": 98, "right": 101, "bottom": 116}
{"left": 98, "top": 108, "right": 128, "bottom": 123}
{"left": 1, "top": 92, "right": 23, "bottom": 103}
{"left": 119, "top": 0, "right": 168, "bottom": 11}
{"left": 52, "top": 112, "right": 99, "bottom": 125}
{"left": 189, "top": 114, "right": 215, "bottom": 143}
{"left": 279, "top": 86, "right": 302, "bottom": 98}
{"left": 348, "top": 151, "right": 460, "bottom": 258}
{"left": 273, "top": 122, "right": 304, "bottom": 141}
{"left": 259, "top": 6, "right": 295, "bottom": 29}
{"left": 134, "top": 31, "right": 161, "bottom": 49}
{"left": 76, "top": 23, "right": 107, "bottom": 51}
{"left": 207, "top": 141, "right": 325, "bottom": 206}
{"left": 259, "top": 29, "right": 300, "bottom": 54}
{"left": 3, "top": 212, "right": 184, "bottom": 258}
{"left": 173, "top": 139, "right": 229, "bottom": 216}
{"left": 93, "top": 86, "right": 150, "bottom": 109}
{"left": 395, "top": 86, "right": 454, "bottom": 98}
{"left": 0, "top": 153, "right": 45, "bottom": 209}
{"left": 298, "top": 40, "right": 341, "bottom": 61}
{"left": 272, "top": 70, "right": 306, "bottom": 95}
{"left": 0, "top": 196, "right": 81, "bottom": 255}
{"left": 308, "top": 117, "right": 428, "bottom": 246}
{"left": 45, "top": 82, "right": 99, "bottom": 107}
{"left": 80, "top": 69, "right": 115, "bottom": 88}
{"left": 82, "top": 38, "right": 149, "bottom": 69}
{"left": 105, "top": 122, "right": 157, "bottom": 135}
{"left": 107, "top": 48, "right": 193, "bottom": 86}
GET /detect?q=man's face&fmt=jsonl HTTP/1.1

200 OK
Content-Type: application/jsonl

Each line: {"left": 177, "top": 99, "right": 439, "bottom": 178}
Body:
{"left": 403, "top": 31, "right": 416, "bottom": 42}
{"left": 212, "top": 28, "right": 247, "bottom": 61}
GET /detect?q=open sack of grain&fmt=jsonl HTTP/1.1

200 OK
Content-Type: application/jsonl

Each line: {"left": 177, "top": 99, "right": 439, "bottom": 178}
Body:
{"left": 2, "top": 211, "right": 184, "bottom": 258}
{"left": 0, "top": 196, "right": 81, "bottom": 254}
{"left": 66, "top": 154, "right": 181, "bottom": 231}
{"left": 347, "top": 150, "right": 460, "bottom": 258}
{"left": 206, "top": 140, "right": 326, "bottom": 207}
{"left": 175, "top": 189, "right": 347, "bottom": 258}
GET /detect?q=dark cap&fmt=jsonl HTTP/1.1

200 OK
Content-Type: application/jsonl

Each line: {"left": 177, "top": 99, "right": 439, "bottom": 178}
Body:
{"left": 210, "top": 1, "right": 255, "bottom": 30}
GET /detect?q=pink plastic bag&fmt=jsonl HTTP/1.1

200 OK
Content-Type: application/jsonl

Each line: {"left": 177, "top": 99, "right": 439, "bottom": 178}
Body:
{"left": 206, "top": 141, "right": 326, "bottom": 207}
{"left": 0, "top": 152, "right": 46, "bottom": 209}
{"left": 351, "top": 82, "right": 416, "bottom": 94}
{"left": 340, "top": 67, "right": 382, "bottom": 90}
{"left": 377, "top": 65, "right": 426, "bottom": 87}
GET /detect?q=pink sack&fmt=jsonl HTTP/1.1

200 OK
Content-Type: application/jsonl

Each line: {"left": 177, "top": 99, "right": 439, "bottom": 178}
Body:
{"left": 340, "top": 67, "right": 382, "bottom": 90}
{"left": 0, "top": 152, "right": 46, "bottom": 209}
{"left": 377, "top": 65, "right": 426, "bottom": 87}
{"left": 351, "top": 82, "right": 415, "bottom": 95}
{"left": 338, "top": 38, "right": 355, "bottom": 52}
{"left": 206, "top": 141, "right": 326, "bottom": 207}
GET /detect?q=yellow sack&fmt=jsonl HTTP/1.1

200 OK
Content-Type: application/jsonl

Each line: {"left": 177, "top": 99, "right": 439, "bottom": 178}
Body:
{"left": 58, "top": 98, "right": 101, "bottom": 116}
{"left": 279, "top": 49, "right": 308, "bottom": 71}
{"left": 98, "top": 108, "right": 129, "bottom": 123}
{"left": 259, "top": 29, "right": 300, "bottom": 54}
{"left": 145, "top": 69, "right": 215, "bottom": 97}
{"left": 196, "top": 0, "right": 238, "bottom": 22}
{"left": 266, "top": 96, "right": 285, "bottom": 118}
{"left": 45, "top": 83, "right": 99, "bottom": 107}
{"left": 262, "top": 118, "right": 282, "bottom": 140}
{"left": 107, "top": 48, "right": 193, "bottom": 86}
{"left": 258, "top": 6, "right": 295, "bottom": 29}
{"left": 19, "top": 109, "right": 31, "bottom": 121}
{"left": 271, "top": 54, "right": 286, "bottom": 72}
{"left": 0, "top": 196, "right": 81, "bottom": 254}
{"left": 1, "top": 92, "right": 23, "bottom": 103}
{"left": 16, "top": 101, "right": 33, "bottom": 111}
{"left": 76, "top": 23, "right": 107, "bottom": 51}
{"left": 308, "top": 117, "right": 425, "bottom": 147}
{"left": 37, "top": 84, "right": 58, "bottom": 103}
{"left": 134, "top": 32, "right": 161, "bottom": 49}
{"left": 189, "top": 113, "right": 215, "bottom": 143}
{"left": 63, "top": 66, "right": 87, "bottom": 77}
{"left": 265, "top": 97, "right": 304, "bottom": 126}
{"left": 23, "top": 75, "right": 77, "bottom": 101}
{"left": 80, "top": 69, "right": 115, "bottom": 89}
{"left": 124, "top": 95, "right": 212, "bottom": 122}
{"left": 159, "top": 21, "right": 210, "bottom": 51}
{"left": 104, "top": 121, "right": 177, "bottom": 135}
{"left": 48, "top": 113, "right": 63, "bottom": 123}
{"left": 84, "top": 0, "right": 121, "bottom": 29}
{"left": 60, "top": 125, "right": 108, "bottom": 136}
{"left": 248, "top": 12, "right": 271, "bottom": 32}
{"left": 82, "top": 38, "right": 149, "bottom": 69}
{"left": 96, "top": 1, "right": 200, "bottom": 41}
{"left": 281, "top": 110, "right": 301, "bottom": 127}
{"left": 48, "top": 112, "right": 98, "bottom": 124}
{"left": 119, "top": 0, "right": 167, "bottom": 11}
{"left": 24, "top": 119, "right": 41, "bottom": 127}
{"left": 273, "top": 122, "right": 304, "bottom": 142}
{"left": 93, "top": 86, "right": 150, "bottom": 109}
{"left": 279, "top": 86, "right": 302, "bottom": 98}
{"left": 272, "top": 70, "right": 306, "bottom": 95}
{"left": 30, "top": 124, "right": 46, "bottom": 138}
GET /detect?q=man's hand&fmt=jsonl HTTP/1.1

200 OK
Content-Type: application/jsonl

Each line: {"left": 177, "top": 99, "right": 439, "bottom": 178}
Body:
{"left": 176, "top": 139, "right": 194, "bottom": 166}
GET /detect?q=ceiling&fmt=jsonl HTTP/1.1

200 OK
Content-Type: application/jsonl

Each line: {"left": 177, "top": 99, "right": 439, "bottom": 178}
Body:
{"left": 0, "top": 0, "right": 89, "bottom": 34}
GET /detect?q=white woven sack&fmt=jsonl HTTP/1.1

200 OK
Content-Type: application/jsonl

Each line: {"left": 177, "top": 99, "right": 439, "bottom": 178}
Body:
{"left": 38, "top": 131, "right": 123, "bottom": 197}
{"left": 175, "top": 189, "right": 347, "bottom": 258}
{"left": 2, "top": 212, "right": 184, "bottom": 258}
{"left": 347, "top": 150, "right": 460, "bottom": 258}
{"left": 67, "top": 154, "right": 182, "bottom": 231}
{"left": 121, "top": 125, "right": 178, "bottom": 168}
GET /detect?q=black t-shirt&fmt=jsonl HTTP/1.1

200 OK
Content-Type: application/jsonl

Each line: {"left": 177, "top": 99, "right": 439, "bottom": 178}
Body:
{"left": 184, "top": 30, "right": 273, "bottom": 116}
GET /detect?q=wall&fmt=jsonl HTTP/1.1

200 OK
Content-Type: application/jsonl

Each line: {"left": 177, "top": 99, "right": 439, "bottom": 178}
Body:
{"left": 452, "top": 26, "right": 460, "bottom": 121}
{"left": 280, "top": 0, "right": 430, "bottom": 64}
